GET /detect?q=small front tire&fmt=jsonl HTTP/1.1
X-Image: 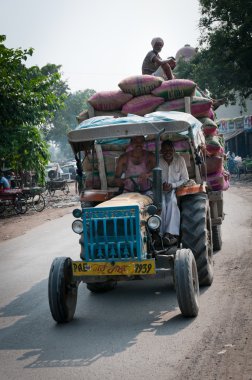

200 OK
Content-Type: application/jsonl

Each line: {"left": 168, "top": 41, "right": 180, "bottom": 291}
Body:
{"left": 175, "top": 249, "right": 199, "bottom": 318}
{"left": 48, "top": 257, "right": 78, "bottom": 323}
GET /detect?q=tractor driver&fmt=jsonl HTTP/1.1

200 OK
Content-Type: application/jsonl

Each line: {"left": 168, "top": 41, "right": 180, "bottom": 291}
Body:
{"left": 159, "top": 140, "right": 189, "bottom": 246}
{"left": 114, "top": 136, "right": 156, "bottom": 193}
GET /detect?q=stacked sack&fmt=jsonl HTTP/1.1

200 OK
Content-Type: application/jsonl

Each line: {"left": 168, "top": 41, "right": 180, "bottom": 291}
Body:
{"left": 77, "top": 75, "right": 215, "bottom": 121}
{"left": 199, "top": 117, "right": 230, "bottom": 191}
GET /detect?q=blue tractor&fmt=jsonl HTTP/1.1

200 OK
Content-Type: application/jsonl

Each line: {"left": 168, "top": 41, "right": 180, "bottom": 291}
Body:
{"left": 48, "top": 111, "right": 219, "bottom": 323}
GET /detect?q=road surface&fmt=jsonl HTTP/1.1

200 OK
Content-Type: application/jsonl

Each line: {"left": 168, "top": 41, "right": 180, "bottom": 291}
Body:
{"left": 0, "top": 185, "right": 251, "bottom": 380}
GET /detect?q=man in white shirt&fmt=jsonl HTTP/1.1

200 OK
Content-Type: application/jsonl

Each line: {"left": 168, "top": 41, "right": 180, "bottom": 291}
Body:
{"left": 159, "top": 140, "right": 189, "bottom": 246}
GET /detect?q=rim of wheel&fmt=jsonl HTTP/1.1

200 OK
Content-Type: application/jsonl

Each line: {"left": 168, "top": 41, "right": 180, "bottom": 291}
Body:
{"left": 33, "top": 194, "right": 45, "bottom": 212}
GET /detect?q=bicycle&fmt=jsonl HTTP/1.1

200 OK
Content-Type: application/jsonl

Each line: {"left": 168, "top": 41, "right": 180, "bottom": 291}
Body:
{"left": 0, "top": 190, "right": 28, "bottom": 215}
{"left": 22, "top": 187, "right": 46, "bottom": 212}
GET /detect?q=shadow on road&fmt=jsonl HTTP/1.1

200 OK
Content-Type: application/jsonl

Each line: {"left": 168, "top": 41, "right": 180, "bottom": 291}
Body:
{"left": 0, "top": 277, "right": 196, "bottom": 369}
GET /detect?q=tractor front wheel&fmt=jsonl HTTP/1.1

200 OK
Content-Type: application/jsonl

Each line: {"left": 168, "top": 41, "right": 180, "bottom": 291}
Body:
{"left": 48, "top": 257, "right": 78, "bottom": 323}
{"left": 174, "top": 248, "right": 199, "bottom": 317}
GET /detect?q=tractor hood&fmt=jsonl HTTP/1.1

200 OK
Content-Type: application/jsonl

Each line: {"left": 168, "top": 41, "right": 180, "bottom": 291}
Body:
{"left": 68, "top": 111, "right": 205, "bottom": 154}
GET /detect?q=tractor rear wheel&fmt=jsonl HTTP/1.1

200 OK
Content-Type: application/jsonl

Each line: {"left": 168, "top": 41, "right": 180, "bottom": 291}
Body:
{"left": 174, "top": 248, "right": 199, "bottom": 317}
{"left": 180, "top": 193, "right": 213, "bottom": 286}
{"left": 48, "top": 257, "right": 78, "bottom": 323}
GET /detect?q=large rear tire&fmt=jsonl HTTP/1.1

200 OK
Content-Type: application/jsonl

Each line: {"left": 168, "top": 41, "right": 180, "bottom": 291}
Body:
{"left": 86, "top": 281, "right": 117, "bottom": 293}
{"left": 180, "top": 193, "right": 213, "bottom": 286}
{"left": 212, "top": 225, "right": 222, "bottom": 251}
{"left": 174, "top": 249, "right": 199, "bottom": 317}
{"left": 48, "top": 257, "right": 78, "bottom": 323}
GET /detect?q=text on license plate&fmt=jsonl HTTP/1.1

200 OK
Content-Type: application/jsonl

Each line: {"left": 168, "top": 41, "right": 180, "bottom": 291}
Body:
{"left": 72, "top": 259, "right": 156, "bottom": 276}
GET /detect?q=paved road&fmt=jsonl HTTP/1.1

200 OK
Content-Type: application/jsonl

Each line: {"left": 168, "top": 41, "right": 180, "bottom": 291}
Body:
{"left": 0, "top": 186, "right": 251, "bottom": 380}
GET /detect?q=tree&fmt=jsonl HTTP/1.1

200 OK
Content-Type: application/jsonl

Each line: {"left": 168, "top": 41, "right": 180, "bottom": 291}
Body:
{"left": 0, "top": 36, "right": 66, "bottom": 128}
{"left": 46, "top": 89, "right": 95, "bottom": 160}
{"left": 0, "top": 35, "right": 67, "bottom": 182}
{"left": 175, "top": 0, "right": 252, "bottom": 106}
{"left": 0, "top": 125, "right": 50, "bottom": 183}
{"left": 199, "top": 0, "right": 252, "bottom": 101}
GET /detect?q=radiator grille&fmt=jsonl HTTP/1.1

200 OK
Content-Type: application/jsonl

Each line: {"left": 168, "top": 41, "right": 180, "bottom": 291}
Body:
{"left": 82, "top": 206, "right": 141, "bottom": 261}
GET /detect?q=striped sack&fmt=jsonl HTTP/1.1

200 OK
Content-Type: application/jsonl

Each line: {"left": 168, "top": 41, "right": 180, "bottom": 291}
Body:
{"left": 201, "top": 156, "right": 224, "bottom": 176}
{"left": 88, "top": 90, "right": 133, "bottom": 111}
{"left": 157, "top": 96, "right": 213, "bottom": 118}
{"left": 198, "top": 117, "right": 218, "bottom": 136}
{"left": 207, "top": 172, "right": 229, "bottom": 191}
{"left": 205, "top": 135, "right": 224, "bottom": 156}
{"left": 118, "top": 75, "right": 163, "bottom": 97}
{"left": 122, "top": 95, "right": 164, "bottom": 116}
{"left": 152, "top": 79, "right": 196, "bottom": 101}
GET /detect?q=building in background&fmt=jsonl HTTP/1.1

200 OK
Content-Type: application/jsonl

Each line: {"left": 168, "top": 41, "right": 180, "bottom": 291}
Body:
{"left": 217, "top": 116, "right": 252, "bottom": 157}
{"left": 175, "top": 44, "right": 197, "bottom": 62}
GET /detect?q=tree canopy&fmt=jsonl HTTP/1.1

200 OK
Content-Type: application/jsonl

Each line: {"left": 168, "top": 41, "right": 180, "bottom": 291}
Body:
{"left": 0, "top": 36, "right": 66, "bottom": 128}
{"left": 45, "top": 89, "right": 95, "bottom": 160}
{"left": 175, "top": 0, "right": 252, "bottom": 106}
{"left": 0, "top": 35, "right": 67, "bottom": 182}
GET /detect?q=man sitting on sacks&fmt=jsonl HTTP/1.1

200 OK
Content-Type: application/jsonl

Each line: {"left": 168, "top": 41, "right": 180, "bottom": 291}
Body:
{"left": 114, "top": 136, "right": 156, "bottom": 193}
{"left": 159, "top": 140, "right": 189, "bottom": 246}
{"left": 142, "top": 37, "right": 176, "bottom": 80}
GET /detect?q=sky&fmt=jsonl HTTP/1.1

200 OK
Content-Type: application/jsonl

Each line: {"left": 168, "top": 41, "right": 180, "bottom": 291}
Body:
{"left": 1, "top": 0, "right": 201, "bottom": 93}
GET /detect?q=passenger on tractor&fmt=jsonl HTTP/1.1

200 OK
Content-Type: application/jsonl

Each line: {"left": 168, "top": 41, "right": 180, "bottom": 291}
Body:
{"left": 142, "top": 37, "right": 175, "bottom": 80}
{"left": 114, "top": 136, "right": 156, "bottom": 193}
{"left": 159, "top": 140, "right": 189, "bottom": 246}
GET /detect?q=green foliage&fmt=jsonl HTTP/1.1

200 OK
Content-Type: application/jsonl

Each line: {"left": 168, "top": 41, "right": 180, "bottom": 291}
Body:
{"left": 0, "top": 36, "right": 66, "bottom": 128}
{"left": 175, "top": 0, "right": 252, "bottom": 106}
{"left": 46, "top": 89, "right": 95, "bottom": 160}
{"left": 0, "top": 124, "right": 50, "bottom": 184}
{"left": 198, "top": 0, "right": 252, "bottom": 101}
{"left": 0, "top": 35, "right": 68, "bottom": 182}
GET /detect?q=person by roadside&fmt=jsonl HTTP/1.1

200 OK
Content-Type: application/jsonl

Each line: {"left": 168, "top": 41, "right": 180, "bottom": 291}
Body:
{"left": 159, "top": 140, "right": 189, "bottom": 246}
{"left": 142, "top": 37, "right": 176, "bottom": 80}
{"left": 0, "top": 172, "right": 11, "bottom": 191}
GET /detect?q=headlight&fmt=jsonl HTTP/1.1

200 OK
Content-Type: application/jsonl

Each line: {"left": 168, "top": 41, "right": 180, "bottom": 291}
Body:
{"left": 72, "top": 208, "right": 82, "bottom": 218}
{"left": 147, "top": 215, "right": 161, "bottom": 230}
{"left": 72, "top": 219, "right": 83, "bottom": 234}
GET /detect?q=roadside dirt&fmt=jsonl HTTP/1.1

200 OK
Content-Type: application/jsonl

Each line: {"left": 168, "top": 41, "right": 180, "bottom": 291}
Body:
{"left": 0, "top": 182, "right": 79, "bottom": 241}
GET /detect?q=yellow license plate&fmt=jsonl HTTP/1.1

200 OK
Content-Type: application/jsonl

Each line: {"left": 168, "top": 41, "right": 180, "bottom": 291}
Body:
{"left": 72, "top": 259, "right": 156, "bottom": 276}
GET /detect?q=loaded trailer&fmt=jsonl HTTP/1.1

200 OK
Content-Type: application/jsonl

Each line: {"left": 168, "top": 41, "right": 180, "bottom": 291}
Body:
{"left": 48, "top": 110, "right": 225, "bottom": 323}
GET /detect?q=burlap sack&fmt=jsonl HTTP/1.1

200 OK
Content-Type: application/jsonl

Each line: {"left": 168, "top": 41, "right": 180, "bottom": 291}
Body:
{"left": 122, "top": 95, "right": 164, "bottom": 116}
{"left": 118, "top": 75, "right": 163, "bottom": 97}
{"left": 88, "top": 90, "right": 133, "bottom": 111}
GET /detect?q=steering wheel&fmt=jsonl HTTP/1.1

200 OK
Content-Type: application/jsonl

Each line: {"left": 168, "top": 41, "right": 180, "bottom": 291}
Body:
{"left": 124, "top": 175, "right": 152, "bottom": 193}
{"left": 128, "top": 175, "right": 141, "bottom": 192}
